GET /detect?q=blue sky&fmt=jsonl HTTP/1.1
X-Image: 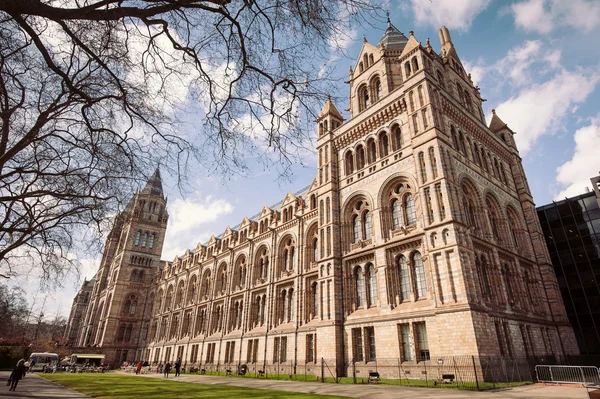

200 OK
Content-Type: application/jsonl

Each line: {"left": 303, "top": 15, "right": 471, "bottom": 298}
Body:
{"left": 17, "top": 0, "right": 600, "bottom": 319}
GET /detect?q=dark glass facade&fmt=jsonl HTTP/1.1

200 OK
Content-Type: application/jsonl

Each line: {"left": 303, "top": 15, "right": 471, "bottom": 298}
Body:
{"left": 537, "top": 190, "right": 600, "bottom": 355}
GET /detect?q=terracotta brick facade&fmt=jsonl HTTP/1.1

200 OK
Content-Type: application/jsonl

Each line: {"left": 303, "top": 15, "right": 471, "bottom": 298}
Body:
{"left": 66, "top": 23, "right": 578, "bottom": 371}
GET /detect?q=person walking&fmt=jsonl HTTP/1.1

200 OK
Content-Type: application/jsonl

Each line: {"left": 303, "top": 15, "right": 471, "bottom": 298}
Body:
{"left": 163, "top": 362, "right": 171, "bottom": 378}
{"left": 174, "top": 357, "right": 182, "bottom": 377}
{"left": 8, "top": 359, "right": 27, "bottom": 392}
{"left": 135, "top": 361, "right": 143, "bottom": 375}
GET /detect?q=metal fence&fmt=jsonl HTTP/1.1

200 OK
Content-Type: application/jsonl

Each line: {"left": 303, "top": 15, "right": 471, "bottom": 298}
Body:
{"left": 164, "top": 355, "right": 562, "bottom": 390}
{"left": 535, "top": 365, "right": 600, "bottom": 385}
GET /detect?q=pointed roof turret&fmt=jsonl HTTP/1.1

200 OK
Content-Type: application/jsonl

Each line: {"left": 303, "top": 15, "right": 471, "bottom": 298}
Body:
{"left": 317, "top": 95, "right": 343, "bottom": 121}
{"left": 378, "top": 19, "right": 408, "bottom": 50}
{"left": 141, "top": 168, "right": 164, "bottom": 197}
{"left": 489, "top": 109, "right": 513, "bottom": 134}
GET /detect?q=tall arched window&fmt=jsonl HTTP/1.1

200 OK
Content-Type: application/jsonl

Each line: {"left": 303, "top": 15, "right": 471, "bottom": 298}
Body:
{"left": 373, "top": 78, "right": 382, "bottom": 102}
{"left": 367, "top": 139, "right": 377, "bottom": 164}
{"left": 312, "top": 282, "right": 318, "bottom": 317}
{"left": 413, "top": 252, "right": 427, "bottom": 298}
{"left": 392, "top": 199, "right": 402, "bottom": 230}
{"left": 379, "top": 131, "right": 389, "bottom": 157}
{"left": 363, "top": 210, "right": 372, "bottom": 239}
{"left": 352, "top": 215, "right": 361, "bottom": 243}
{"left": 141, "top": 232, "right": 148, "bottom": 247}
{"left": 134, "top": 231, "right": 141, "bottom": 246}
{"left": 392, "top": 125, "right": 402, "bottom": 151}
{"left": 367, "top": 264, "right": 377, "bottom": 306}
{"left": 436, "top": 70, "right": 445, "bottom": 89}
{"left": 404, "top": 61, "right": 411, "bottom": 77}
{"left": 398, "top": 256, "right": 411, "bottom": 301}
{"left": 479, "top": 255, "right": 491, "bottom": 295}
{"left": 404, "top": 194, "right": 416, "bottom": 226}
{"left": 356, "top": 145, "right": 365, "bottom": 169}
{"left": 355, "top": 266, "right": 365, "bottom": 308}
{"left": 149, "top": 233, "right": 155, "bottom": 249}
{"left": 313, "top": 237, "right": 319, "bottom": 261}
{"left": 345, "top": 151, "right": 354, "bottom": 175}
{"left": 428, "top": 147, "right": 438, "bottom": 179}
{"left": 359, "top": 84, "right": 370, "bottom": 111}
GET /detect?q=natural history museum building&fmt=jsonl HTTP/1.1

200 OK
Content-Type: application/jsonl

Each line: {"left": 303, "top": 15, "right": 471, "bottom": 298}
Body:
{"left": 65, "top": 22, "right": 578, "bottom": 373}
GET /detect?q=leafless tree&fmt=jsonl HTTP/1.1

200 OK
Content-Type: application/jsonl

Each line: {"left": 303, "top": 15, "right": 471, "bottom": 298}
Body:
{"left": 0, "top": 0, "right": 379, "bottom": 281}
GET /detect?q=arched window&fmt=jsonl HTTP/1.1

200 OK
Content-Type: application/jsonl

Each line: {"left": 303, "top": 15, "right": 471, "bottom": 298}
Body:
{"left": 429, "top": 147, "right": 438, "bottom": 179}
{"left": 313, "top": 237, "right": 319, "bottom": 261}
{"left": 369, "top": 53, "right": 374, "bottom": 66}
{"left": 359, "top": 84, "right": 370, "bottom": 111}
{"left": 404, "top": 61, "right": 411, "bottom": 77}
{"left": 352, "top": 215, "right": 361, "bottom": 243}
{"left": 436, "top": 70, "right": 445, "bottom": 89}
{"left": 366, "top": 264, "right": 377, "bottom": 306}
{"left": 391, "top": 199, "right": 402, "bottom": 230}
{"left": 312, "top": 282, "right": 318, "bottom": 317}
{"left": 356, "top": 145, "right": 365, "bottom": 169}
{"left": 363, "top": 210, "right": 372, "bottom": 239}
{"left": 367, "top": 139, "right": 377, "bottom": 164}
{"left": 373, "top": 78, "right": 382, "bottom": 102}
{"left": 412, "top": 56, "right": 419, "bottom": 72}
{"left": 392, "top": 125, "right": 402, "bottom": 150}
{"left": 408, "top": 91, "right": 415, "bottom": 112}
{"left": 451, "top": 126, "right": 459, "bottom": 151}
{"left": 413, "top": 252, "right": 427, "bottom": 298}
{"left": 479, "top": 255, "right": 491, "bottom": 295}
{"left": 417, "top": 85, "right": 424, "bottom": 107}
{"left": 345, "top": 151, "right": 354, "bottom": 175}
{"left": 149, "top": 233, "right": 155, "bottom": 249}
{"left": 141, "top": 232, "right": 148, "bottom": 247}
{"left": 398, "top": 256, "right": 412, "bottom": 301}
{"left": 418, "top": 152, "right": 427, "bottom": 183}
{"left": 355, "top": 266, "right": 365, "bottom": 308}
{"left": 379, "top": 131, "right": 389, "bottom": 157}
{"left": 404, "top": 194, "right": 416, "bottom": 226}
{"left": 486, "top": 197, "right": 501, "bottom": 241}
{"left": 134, "top": 231, "right": 141, "bottom": 246}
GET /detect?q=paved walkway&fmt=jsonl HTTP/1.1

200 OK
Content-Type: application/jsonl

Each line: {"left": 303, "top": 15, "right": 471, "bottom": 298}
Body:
{"left": 0, "top": 369, "right": 596, "bottom": 398}
{"left": 0, "top": 371, "right": 91, "bottom": 398}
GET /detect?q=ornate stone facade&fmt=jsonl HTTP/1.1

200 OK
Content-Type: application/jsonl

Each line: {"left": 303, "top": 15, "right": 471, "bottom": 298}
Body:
{"left": 66, "top": 23, "right": 578, "bottom": 371}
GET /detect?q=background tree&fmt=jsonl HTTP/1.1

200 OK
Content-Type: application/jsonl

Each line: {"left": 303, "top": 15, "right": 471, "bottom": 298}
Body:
{"left": 0, "top": 0, "right": 379, "bottom": 281}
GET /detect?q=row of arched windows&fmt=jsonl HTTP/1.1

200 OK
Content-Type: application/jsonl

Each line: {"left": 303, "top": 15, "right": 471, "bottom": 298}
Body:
{"left": 461, "top": 179, "right": 529, "bottom": 255}
{"left": 134, "top": 231, "right": 156, "bottom": 249}
{"left": 344, "top": 124, "right": 402, "bottom": 176}
{"left": 451, "top": 126, "right": 511, "bottom": 187}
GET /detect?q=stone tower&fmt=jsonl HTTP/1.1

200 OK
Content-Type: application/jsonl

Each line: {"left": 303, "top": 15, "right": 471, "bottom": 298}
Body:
{"left": 70, "top": 170, "right": 169, "bottom": 364}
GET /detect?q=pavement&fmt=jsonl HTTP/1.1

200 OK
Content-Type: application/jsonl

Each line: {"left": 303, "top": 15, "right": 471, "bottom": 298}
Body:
{"left": 0, "top": 371, "right": 91, "bottom": 398}
{"left": 0, "top": 369, "right": 597, "bottom": 399}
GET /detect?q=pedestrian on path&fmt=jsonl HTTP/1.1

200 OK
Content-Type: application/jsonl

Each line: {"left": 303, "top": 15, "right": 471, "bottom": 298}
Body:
{"left": 175, "top": 358, "right": 182, "bottom": 377}
{"left": 8, "top": 359, "right": 27, "bottom": 391}
{"left": 164, "top": 362, "right": 171, "bottom": 378}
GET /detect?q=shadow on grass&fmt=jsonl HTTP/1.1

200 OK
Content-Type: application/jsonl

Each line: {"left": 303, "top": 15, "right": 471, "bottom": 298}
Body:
{"left": 42, "top": 373, "right": 349, "bottom": 399}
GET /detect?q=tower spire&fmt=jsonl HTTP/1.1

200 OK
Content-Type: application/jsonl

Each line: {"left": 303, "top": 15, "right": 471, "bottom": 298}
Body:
{"left": 141, "top": 168, "right": 164, "bottom": 197}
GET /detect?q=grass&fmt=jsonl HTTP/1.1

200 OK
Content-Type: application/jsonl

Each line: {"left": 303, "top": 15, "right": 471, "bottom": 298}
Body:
{"left": 41, "top": 373, "right": 350, "bottom": 399}
{"left": 179, "top": 369, "right": 532, "bottom": 390}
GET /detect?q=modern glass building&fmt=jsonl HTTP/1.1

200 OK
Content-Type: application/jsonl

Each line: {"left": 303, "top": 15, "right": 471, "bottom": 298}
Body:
{"left": 537, "top": 176, "right": 600, "bottom": 355}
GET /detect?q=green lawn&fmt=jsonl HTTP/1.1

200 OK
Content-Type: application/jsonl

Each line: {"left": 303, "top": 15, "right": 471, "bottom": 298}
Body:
{"left": 41, "top": 373, "right": 349, "bottom": 399}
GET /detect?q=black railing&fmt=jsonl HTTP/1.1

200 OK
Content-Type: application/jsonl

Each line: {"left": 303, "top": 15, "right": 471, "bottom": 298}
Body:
{"left": 152, "top": 354, "right": 573, "bottom": 391}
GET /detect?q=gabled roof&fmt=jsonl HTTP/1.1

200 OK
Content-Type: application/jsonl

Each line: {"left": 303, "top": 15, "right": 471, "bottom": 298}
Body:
{"left": 259, "top": 205, "right": 272, "bottom": 219}
{"left": 399, "top": 32, "right": 421, "bottom": 59}
{"left": 281, "top": 191, "right": 297, "bottom": 206}
{"left": 378, "top": 21, "right": 408, "bottom": 50}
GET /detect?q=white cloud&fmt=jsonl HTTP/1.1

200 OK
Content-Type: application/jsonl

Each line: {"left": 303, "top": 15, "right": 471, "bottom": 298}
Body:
{"left": 162, "top": 195, "right": 233, "bottom": 258}
{"left": 464, "top": 40, "right": 560, "bottom": 88}
{"left": 511, "top": 0, "right": 600, "bottom": 34}
{"left": 555, "top": 117, "right": 600, "bottom": 199}
{"left": 493, "top": 68, "right": 600, "bottom": 155}
{"left": 409, "top": 0, "right": 491, "bottom": 31}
